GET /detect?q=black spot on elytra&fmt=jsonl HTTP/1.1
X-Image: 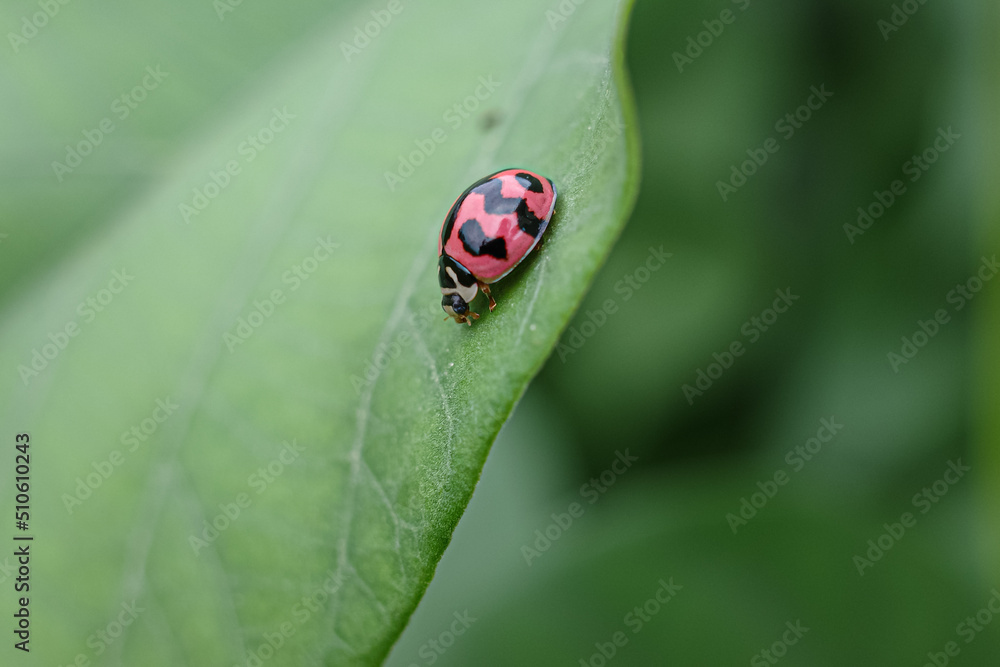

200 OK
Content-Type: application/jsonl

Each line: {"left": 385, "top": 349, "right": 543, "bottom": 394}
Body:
{"left": 459, "top": 219, "right": 507, "bottom": 259}
{"left": 515, "top": 198, "right": 545, "bottom": 237}
{"left": 441, "top": 172, "right": 508, "bottom": 247}
{"left": 473, "top": 177, "right": 520, "bottom": 215}
{"left": 515, "top": 172, "right": 544, "bottom": 193}
{"left": 441, "top": 173, "right": 502, "bottom": 246}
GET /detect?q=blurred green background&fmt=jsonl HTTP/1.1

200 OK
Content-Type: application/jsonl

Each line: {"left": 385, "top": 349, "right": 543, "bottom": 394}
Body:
{"left": 3, "top": 0, "right": 998, "bottom": 664}
{"left": 386, "top": 0, "right": 1000, "bottom": 665}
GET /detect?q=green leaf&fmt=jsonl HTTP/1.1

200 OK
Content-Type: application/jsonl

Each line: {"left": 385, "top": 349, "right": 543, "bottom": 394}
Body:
{"left": 0, "top": 0, "right": 354, "bottom": 300}
{"left": 0, "top": 0, "right": 639, "bottom": 664}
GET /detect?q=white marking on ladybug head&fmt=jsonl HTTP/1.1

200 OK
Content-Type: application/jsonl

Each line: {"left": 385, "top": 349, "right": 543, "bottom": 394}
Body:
{"left": 441, "top": 267, "right": 479, "bottom": 304}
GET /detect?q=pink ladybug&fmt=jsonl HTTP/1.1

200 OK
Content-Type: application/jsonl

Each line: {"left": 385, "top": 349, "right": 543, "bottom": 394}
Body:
{"left": 438, "top": 168, "right": 557, "bottom": 325}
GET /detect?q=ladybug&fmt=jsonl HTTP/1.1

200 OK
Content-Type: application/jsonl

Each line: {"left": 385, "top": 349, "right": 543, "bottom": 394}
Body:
{"left": 438, "top": 168, "right": 557, "bottom": 325}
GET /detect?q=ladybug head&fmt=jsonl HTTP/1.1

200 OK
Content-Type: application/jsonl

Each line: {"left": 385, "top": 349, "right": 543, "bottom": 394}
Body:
{"left": 442, "top": 293, "right": 479, "bottom": 326}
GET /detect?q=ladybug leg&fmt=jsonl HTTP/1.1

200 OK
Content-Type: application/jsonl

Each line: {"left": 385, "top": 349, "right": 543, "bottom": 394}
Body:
{"left": 479, "top": 282, "right": 497, "bottom": 312}
{"left": 445, "top": 312, "right": 480, "bottom": 325}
